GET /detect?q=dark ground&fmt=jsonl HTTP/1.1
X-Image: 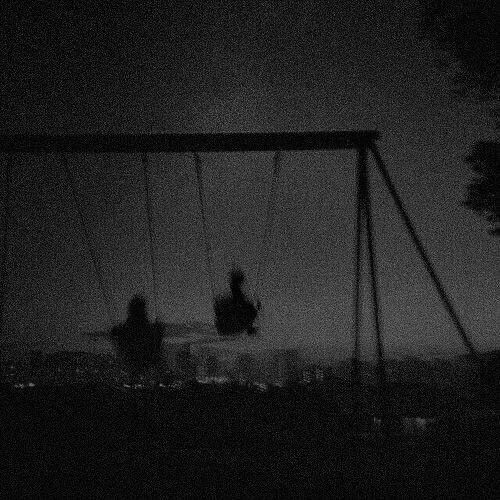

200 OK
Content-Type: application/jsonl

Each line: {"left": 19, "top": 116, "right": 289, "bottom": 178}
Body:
{"left": 1, "top": 384, "right": 499, "bottom": 499}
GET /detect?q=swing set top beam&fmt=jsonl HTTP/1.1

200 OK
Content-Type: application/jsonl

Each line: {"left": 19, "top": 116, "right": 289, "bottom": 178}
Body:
{"left": 0, "top": 130, "right": 379, "bottom": 154}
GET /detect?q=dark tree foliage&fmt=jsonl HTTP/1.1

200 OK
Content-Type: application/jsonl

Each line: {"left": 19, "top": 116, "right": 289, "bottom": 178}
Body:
{"left": 418, "top": 1, "right": 499, "bottom": 236}
{"left": 419, "top": 0, "right": 499, "bottom": 100}
{"left": 214, "top": 267, "right": 260, "bottom": 336}
{"left": 463, "top": 142, "right": 500, "bottom": 236}
{"left": 110, "top": 295, "right": 165, "bottom": 378}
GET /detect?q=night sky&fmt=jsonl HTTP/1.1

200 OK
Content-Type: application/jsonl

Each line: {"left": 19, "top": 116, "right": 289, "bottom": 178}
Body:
{"left": 1, "top": 1, "right": 498, "bottom": 359}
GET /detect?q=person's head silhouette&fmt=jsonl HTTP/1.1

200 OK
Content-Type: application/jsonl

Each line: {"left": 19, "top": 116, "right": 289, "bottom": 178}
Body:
{"left": 230, "top": 267, "right": 245, "bottom": 294}
{"left": 127, "top": 294, "right": 148, "bottom": 323}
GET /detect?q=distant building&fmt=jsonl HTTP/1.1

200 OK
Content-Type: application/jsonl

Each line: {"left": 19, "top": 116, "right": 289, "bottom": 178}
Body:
{"left": 194, "top": 340, "right": 300, "bottom": 386}
{"left": 401, "top": 417, "right": 436, "bottom": 434}
{"left": 162, "top": 329, "right": 301, "bottom": 385}
{"left": 301, "top": 364, "right": 325, "bottom": 384}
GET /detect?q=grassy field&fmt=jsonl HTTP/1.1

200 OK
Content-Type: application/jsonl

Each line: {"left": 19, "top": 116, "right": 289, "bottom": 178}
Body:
{"left": 1, "top": 384, "right": 498, "bottom": 498}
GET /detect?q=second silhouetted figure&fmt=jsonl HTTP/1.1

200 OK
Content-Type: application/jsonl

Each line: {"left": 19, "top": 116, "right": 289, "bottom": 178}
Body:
{"left": 214, "top": 267, "right": 260, "bottom": 336}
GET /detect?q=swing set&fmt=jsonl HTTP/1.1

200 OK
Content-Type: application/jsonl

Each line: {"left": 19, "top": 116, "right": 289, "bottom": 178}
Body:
{"left": 0, "top": 130, "right": 485, "bottom": 417}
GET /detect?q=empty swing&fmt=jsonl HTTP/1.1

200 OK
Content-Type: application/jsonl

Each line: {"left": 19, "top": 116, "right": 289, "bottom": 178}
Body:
{"left": 193, "top": 151, "right": 282, "bottom": 336}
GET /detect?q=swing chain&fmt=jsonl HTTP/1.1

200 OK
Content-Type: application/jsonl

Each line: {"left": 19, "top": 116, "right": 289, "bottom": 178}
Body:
{"left": 193, "top": 150, "right": 283, "bottom": 318}
{"left": 193, "top": 152, "right": 217, "bottom": 303}
{"left": 255, "top": 150, "right": 282, "bottom": 300}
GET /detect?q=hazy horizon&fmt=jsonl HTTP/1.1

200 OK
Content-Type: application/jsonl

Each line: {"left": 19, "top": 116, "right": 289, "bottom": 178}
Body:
{"left": 2, "top": 322, "right": 493, "bottom": 363}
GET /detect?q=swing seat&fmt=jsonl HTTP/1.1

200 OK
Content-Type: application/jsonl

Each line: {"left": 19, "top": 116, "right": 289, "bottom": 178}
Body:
{"left": 214, "top": 294, "right": 259, "bottom": 336}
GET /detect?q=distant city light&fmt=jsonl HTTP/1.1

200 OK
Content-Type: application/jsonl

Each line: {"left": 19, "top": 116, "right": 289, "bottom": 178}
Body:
{"left": 252, "top": 381, "right": 268, "bottom": 392}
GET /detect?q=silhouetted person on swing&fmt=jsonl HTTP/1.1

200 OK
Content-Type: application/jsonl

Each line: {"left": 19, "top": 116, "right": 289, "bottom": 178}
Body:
{"left": 214, "top": 267, "right": 260, "bottom": 336}
{"left": 110, "top": 295, "right": 164, "bottom": 380}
